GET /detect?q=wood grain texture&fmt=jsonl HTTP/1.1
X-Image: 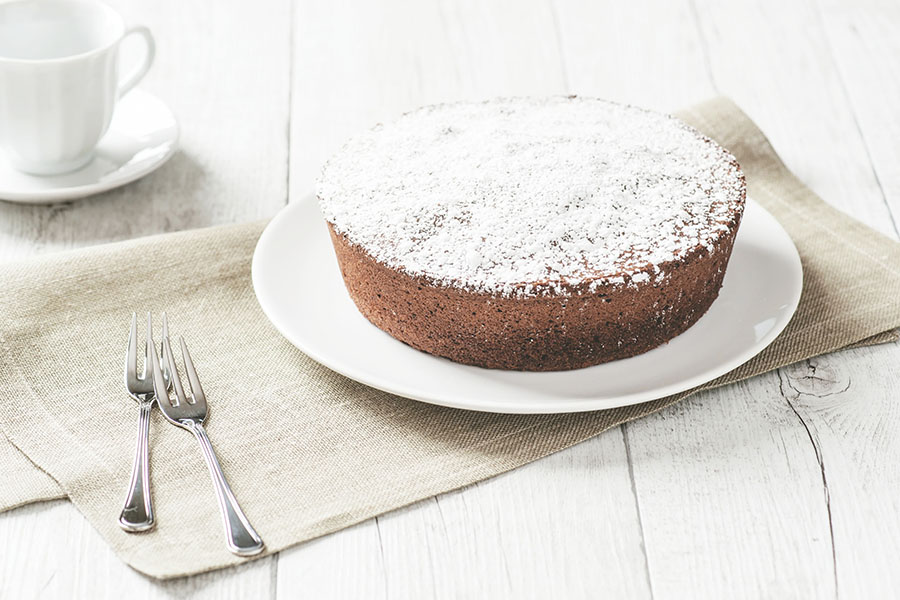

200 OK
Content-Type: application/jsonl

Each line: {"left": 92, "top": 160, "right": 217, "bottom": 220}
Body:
{"left": 690, "top": 0, "right": 896, "bottom": 235}
{"left": 554, "top": 0, "right": 715, "bottom": 110}
{"left": 277, "top": 520, "right": 389, "bottom": 599}
{"left": 288, "top": 0, "right": 566, "bottom": 199}
{"left": 553, "top": 0, "right": 846, "bottom": 596}
{"left": 818, "top": 0, "right": 900, "bottom": 227}
{"left": 278, "top": 429, "right": 651, "bottom": 599}
{"left": 627, "top": 379, "right": 837, "bottom": 598}
{"left": 2, "top": 0, "right": 899, "bottom": 597}
{"left": 0, "top": 0, "right": 292, "bottom": 262}
{"left": 0, "top": 0, "right": 291, "bottom": 596}
{"left": 0, "top": 500, "right": 275, "bottom": 599}
{"left": 780, "top": 345, "right": 900, "bottom": 597}
{"left": 786, "top": 2, "right": 900, "bottom": 596}
{"left": 689, "top": 4, "right": 900, "bottom": 596}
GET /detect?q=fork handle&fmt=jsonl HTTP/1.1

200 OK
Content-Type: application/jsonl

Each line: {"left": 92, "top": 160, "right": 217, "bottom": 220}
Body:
{"left": 187, "top": 421, "right": 265, "bottom": 556}
{"left": 119, "top": 400, "right": 155, "bottom": 532}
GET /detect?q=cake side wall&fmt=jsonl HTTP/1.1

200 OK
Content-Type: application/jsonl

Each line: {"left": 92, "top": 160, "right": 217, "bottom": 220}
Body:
{"left": 326, "top": 221, "right": 741, "bottom": 372}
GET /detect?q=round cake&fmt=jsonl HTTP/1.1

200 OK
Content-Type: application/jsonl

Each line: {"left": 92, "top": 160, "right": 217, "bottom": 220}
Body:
{"left": 317, "top": 96, "right": 746, "bottom": 371}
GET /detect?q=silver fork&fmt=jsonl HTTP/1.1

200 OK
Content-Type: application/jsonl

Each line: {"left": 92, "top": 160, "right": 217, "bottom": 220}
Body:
{"left": 119, "top": 312, "right": 170, "bottom": 532}
{"left": 148, "top": 329, "right": 265, "bottom": 556}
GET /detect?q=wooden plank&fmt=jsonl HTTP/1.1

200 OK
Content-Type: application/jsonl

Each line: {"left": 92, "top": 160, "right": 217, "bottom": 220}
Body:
{"left": 614, "top": 0, "right": 900, "bottom": 596}
{"left": 818, "top": 0, "right": 900, "bottom": 225}
{"left": 792, "top": 2, "right": 900, "bottom": 596}
{"left": 281, "top": 0, "right": 650, "bottom": 597}
{"left": 0, "top": 500, "right": 275, "bottom": 599}
{"left": 288, "top": 0, "right": 455, "bottom": 201}
{"left": 278, "top": 430, "right": 651, "bottom": 599}
{"left": 626, "top": 378, "right": 837, "bottom": 597}
{"left": 553, "top": 0, "right": 715, "bottom": 111}
{"left": 288, "top": 0, "right": 566, "bottom": 200}
{"left": 690, "top": 0, "right": 896, "bottom": 235}
{"left": 780, "top": 345, "right": 900, "bottom": 598}
{"left": 276, "top": 519, "right": 388, "bottom": 598}
{"left": 553, "top": 0, "right": 894, "bottom": 596}
{"left": 0, "top": 0, "right": 292, "bottom": 595}
{"left": 691, "top": 3, "right": 900, "bottom": 596}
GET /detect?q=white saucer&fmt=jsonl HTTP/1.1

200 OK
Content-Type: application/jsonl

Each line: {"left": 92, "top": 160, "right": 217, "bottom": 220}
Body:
{"left": 0, "top": 89, "right": 178, "bottom": 204}
{"left": 252, "top": 196, "right": 802, "bottom": 414}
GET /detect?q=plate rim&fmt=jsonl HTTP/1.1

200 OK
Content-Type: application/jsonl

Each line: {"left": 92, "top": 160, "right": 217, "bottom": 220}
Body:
{"left": 0, "top": 89, "right": 180, "bottom": 204}
{"left": 252, "top": 196, "right": 803, "bottom": 414}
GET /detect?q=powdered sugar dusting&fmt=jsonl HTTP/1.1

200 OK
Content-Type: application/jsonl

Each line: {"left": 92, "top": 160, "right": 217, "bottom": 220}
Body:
{"left": 318, "top": 96, "right": 745, "bottom": 297}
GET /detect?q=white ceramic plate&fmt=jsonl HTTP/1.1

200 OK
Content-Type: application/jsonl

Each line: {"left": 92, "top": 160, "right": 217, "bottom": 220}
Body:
{"left": 0, "top": 89, "right": 178, "bottom": 204}
{"left": 252, "top": 196, "right": 802, "bottom": 414}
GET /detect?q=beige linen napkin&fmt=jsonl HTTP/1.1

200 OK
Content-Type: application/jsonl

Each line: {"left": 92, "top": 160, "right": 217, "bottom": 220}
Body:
{"left": 2, "top": 97, "right": 900, "bottom": 579}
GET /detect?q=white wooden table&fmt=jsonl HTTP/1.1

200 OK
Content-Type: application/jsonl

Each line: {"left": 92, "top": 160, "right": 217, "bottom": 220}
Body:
{"left": 2, "top": 0, "right": 898, "bottom": 597}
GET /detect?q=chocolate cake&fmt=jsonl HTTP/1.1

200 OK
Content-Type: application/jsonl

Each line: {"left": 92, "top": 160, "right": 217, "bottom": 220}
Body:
{"left": 317, "top": 96, "right": 746, "bottom": 371}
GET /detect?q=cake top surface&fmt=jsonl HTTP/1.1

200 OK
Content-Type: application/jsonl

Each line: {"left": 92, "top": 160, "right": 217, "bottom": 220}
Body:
{"left": 318, "top": 96, "right": 745, "bottom": 297}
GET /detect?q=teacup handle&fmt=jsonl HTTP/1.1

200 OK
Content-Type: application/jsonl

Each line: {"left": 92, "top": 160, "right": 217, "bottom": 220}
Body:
{"left": 118, "top": 26, "right": 156, "bottom": 97}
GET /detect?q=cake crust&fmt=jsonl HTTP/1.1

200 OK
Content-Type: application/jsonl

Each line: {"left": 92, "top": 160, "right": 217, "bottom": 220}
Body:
{"left": 327, "top": 212, "right": 740, "bottom": 370}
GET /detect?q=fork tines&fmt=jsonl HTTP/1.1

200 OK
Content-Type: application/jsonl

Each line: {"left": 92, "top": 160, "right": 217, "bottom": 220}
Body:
{"left": 125, "top": 312, "right": 169, "bottom": 392}
{"left": 148, "top": 331, "right": 209, "bottom": 422}
{"left": 157, "top": 336, "right": 204, "bottom": 408}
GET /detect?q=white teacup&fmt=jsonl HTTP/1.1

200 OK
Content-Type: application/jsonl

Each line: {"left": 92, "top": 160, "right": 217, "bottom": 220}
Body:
{"left": 0, "top": 0, "right": 155, "bottom": 175}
